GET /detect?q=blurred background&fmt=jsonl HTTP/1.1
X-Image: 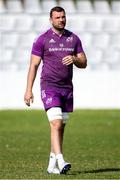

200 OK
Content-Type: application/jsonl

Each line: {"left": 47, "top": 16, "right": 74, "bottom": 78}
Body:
{"left": 0, "top": 0, "right": 120, "bottom": 109}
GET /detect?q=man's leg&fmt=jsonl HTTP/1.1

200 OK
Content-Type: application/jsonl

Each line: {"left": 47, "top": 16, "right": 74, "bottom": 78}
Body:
{"left": 50, "top": 119, "right": 65, "bottom": 154}
{"left": 47, "top": 107, "right": 71, "bottom": 174}
{"left": 59, "top": 123, "right": 65, "bottom": 152}
{"left": 47, "top": 120, "right": 65, "bottom": 174}
{"left": 49, "top": 112, "right": 68, "bottom": 154}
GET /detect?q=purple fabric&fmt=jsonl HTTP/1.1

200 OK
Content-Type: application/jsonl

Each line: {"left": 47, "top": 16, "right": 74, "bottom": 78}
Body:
{"left": 32, "top": 28, "right": 84, "bottom": 89}
{"left": 41, "top": 87, "right": 73, "bottom": 112}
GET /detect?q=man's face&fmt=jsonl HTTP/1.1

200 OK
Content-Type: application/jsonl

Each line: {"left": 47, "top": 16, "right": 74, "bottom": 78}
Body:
{"left": 50, "top": 11, "right": 66, "bottom": 31}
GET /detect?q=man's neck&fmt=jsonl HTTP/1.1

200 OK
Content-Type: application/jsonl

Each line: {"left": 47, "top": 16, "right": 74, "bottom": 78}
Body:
{"left": 52, "top": 27, "right": 65, "bottom": 36}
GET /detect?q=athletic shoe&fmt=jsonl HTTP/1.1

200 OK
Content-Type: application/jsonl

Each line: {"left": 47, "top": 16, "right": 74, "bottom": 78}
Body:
{"left": 59, "top": 162, "right": 71, "bottom": 174}
{"left": 47, "top": 167, "right": 60, "bottom": 174}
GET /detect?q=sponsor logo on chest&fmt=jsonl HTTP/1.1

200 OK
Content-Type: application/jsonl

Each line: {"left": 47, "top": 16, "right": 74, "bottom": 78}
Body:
{"left": 48, "top": 36, "right": 74, "bottom": 52}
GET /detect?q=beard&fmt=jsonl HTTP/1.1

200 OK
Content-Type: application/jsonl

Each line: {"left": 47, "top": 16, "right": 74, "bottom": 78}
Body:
{"left": 52, "top": 23, "right": 66, "bottom": 31}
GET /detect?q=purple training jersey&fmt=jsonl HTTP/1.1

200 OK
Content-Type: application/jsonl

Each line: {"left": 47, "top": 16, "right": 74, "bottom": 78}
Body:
{"left": 32, "top": 28, "right": 84, "bottom": 90}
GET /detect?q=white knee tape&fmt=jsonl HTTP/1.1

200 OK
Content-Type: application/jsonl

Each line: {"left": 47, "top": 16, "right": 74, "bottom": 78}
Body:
{"left": 47, "top": 107, "right": 63, "bottom": 121}
{"left": 46, "top": 107, "right": 69, "bottom": 123}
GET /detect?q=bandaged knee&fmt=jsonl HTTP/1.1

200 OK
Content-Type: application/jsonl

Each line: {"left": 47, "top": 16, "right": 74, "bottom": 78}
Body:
{"left": 47, "top": 107, "right": 69, "bottom": 123}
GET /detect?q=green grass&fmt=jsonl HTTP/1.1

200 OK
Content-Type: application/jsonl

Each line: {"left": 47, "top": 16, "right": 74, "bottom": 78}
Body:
{"left": 0, "top": 109, "right": 120, "bottom": 179}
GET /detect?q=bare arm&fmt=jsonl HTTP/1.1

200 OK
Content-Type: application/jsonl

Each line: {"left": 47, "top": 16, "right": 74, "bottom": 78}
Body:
{"left": 62, "top": 52, "right": 87, "bottom": 68}
{"left": 24, "top": 55, "right": 41, "bottom": 106}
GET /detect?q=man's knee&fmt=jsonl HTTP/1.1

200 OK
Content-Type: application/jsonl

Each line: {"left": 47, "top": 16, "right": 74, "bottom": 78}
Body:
{"left": 50, "top": 120, "right": 63, "bottom": 131}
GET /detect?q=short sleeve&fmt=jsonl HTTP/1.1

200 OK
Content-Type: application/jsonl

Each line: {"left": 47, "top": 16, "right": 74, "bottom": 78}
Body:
{"left": 75, "top": 35, "right": 84, "bottom": 54}
{"left": 31, "top": 35, "right": 44, "bottom": 58}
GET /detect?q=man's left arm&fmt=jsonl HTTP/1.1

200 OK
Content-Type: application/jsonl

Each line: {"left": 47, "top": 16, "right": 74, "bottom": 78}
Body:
{"left": 62, "top": 52, "right": 87, "bottom": 68}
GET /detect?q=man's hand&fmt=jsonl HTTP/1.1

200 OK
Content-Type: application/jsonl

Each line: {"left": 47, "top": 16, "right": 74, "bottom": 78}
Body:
{"left": 24, "top": 91, "right": 34, "bottom": 106}
{"left": 62, "top": 53, "right": 87, "bottom": 68}
{"left": 62, "top": 55, "right": 75, "bottom": 66}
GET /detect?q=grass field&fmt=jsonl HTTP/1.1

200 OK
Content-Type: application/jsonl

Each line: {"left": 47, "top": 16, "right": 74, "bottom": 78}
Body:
{"left": 0, "top": 109, "right": 120, "bottom": 179}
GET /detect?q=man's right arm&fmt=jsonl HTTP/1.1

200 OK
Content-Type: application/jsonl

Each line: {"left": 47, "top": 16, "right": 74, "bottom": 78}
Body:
{"left": 24, "top": 55, "right": 41, "bottom": 106}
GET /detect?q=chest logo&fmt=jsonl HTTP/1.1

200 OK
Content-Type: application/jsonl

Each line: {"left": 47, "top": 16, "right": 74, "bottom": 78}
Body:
{"left": 49, "top": 39, "right": 56, "bottom": 43}
{"left": 66, "top": 37, "right": 73, "bottom": 42}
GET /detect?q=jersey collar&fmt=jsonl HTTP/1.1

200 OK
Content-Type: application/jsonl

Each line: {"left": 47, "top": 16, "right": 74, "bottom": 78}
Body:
{"left": 50, "top": 28, "right": 66, "bottom": 37}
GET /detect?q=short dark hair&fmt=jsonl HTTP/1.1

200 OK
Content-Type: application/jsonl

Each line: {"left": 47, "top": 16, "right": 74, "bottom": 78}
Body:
{"left": 50, "top": 6, "right": 65, "bottom": 18}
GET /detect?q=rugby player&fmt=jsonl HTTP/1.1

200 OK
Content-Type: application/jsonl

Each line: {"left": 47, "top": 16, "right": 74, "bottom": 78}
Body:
{"left": 24, "top": 6, "right": 87, "bottom": 174}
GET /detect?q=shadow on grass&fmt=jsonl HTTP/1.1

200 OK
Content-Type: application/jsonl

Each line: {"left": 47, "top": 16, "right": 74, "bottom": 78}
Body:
{"left": 68, "top": 168, "right": 120, "bottom": 175}
{"left": 79, "top": 168, "right": 120, "bottom": 174}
